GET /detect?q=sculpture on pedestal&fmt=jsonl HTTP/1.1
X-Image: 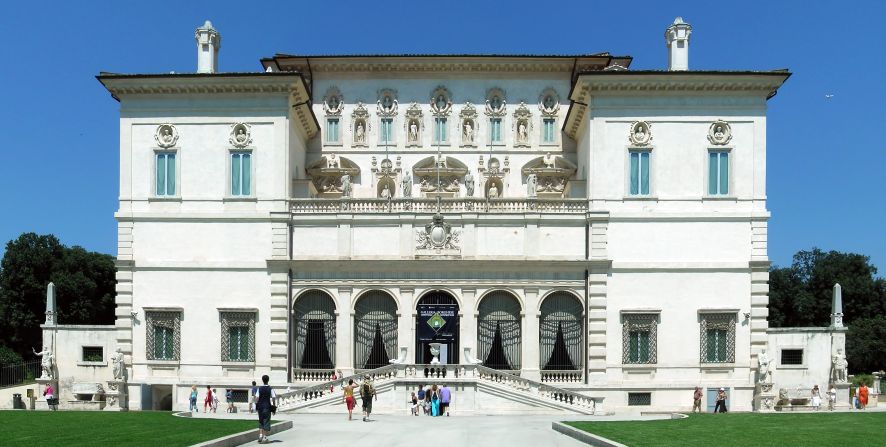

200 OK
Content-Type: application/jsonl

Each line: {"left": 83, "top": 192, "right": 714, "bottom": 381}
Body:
{"left": 112, "top": 348, "right": 126, "bottom": 381}
{"left": 758, "top": 349, "right": 772, "bottom": 384}
{"left": 527, "top": 173, "right": 538, "bottom": 198}
{"left": 832, "top": 349, "right": 848, "bottom": 383}
{"left": 464, "top": 172, "right": 475, "bottom": 197}
{"left": 33, "top": 346, "right": 54, "bottom": 380}
{"left": 401, "top": 171, "right": 412, "bottom": 198}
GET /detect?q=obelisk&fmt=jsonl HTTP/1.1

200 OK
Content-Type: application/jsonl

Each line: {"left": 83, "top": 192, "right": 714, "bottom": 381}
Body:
{"left": 830, "top": 283, "right": 844, "bottom": 328}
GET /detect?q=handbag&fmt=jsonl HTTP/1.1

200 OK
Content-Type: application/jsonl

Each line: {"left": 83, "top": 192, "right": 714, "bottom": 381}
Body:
{"left": 270, "top": 404, "right": 277, "bottom": 414}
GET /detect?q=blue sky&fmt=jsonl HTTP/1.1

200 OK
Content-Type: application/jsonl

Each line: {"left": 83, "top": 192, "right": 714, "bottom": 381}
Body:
{"left": 0, "top": 0, "right": 883, "bottom": 271}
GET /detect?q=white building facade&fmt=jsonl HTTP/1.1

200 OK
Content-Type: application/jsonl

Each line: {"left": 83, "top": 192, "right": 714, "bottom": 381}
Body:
{"left": 83, "top": 19, "right": 816, "bottom": 413}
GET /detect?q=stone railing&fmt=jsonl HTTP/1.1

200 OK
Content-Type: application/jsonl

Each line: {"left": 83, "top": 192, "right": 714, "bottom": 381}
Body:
{"left": 290, "top": 198, "right": 588, "bottom": 214}
{"left": 291, "top": 369, "right": 337, "bottom": 382}
{"left": 540, "top": 370, "right": 584, "bottom": 384}
{"left": 471, "top": 365, "right": 598, "bottom": 414}
{"left": 276, "top": 364, "right": 398, "bottom": 412}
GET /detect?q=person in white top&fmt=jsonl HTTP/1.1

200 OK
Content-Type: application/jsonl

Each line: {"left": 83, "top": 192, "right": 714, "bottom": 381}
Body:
{"left": 810, "top": 385, "right": 821, "bottom": 410}
{"left": 827, "top": 384, "right": 837, "bottom": 411}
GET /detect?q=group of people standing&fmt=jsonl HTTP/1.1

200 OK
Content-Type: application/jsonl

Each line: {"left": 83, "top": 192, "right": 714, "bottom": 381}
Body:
{"left": 691, "top": 386, "right": 730, "bottom": 413}
{"left": 692, "top": 383, "right": 853, "bottom": 412}
{"left": 187, "top": 385, "right": 237, "bottom": 413}
{"left": 411, "top": 384, "right": 452, "bottom": 417}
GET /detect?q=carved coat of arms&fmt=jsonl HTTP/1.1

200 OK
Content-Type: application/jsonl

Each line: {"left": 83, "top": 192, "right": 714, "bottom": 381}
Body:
{"left": 416, "top": 213, "right": 460, "bottom": 250}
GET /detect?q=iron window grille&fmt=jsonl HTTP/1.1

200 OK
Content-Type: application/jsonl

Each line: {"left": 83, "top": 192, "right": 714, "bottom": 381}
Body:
{"left": 146, "top": 311, "right": 181, "bottom": 361}
{"left": 700, "top": 313, "right": 736, "bottom": 363}
{"left": 628, "top": 392, "right": 652, "bottom": 406}
{"left": 622, "top": 314, "right": 658, "bottom": 364}
{"left": 221, "top": 312, "right": 256, "bottom": 362}
{"left": 781, "top": 349, "right": 803, "bottom": 366}
{"left": 82, "top": 346, "right": 103, "bottom": 362}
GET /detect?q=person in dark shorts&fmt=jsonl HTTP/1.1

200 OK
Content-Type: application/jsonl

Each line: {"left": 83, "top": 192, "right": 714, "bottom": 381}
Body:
{"left": 360, "top": 375, "right": 376, "bottom": 422}
{"left": 439, "top": 384, "right": 451, "bottom": 416}
{"left": 254, "top": 374, "right": 277, "bottom": 444}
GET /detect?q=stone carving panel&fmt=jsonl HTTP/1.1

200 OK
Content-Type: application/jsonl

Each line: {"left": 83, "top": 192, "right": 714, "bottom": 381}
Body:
{"left": 707, "top": 119, "right": 732, "bottom": 145}
{"left": 229, "top": 123, "right": 252, "bottom": 148}
{"left": 415, "top": 213, "right": 461, "bottom": 255}
{"left": 629, "top": 121, "right": 652, "bottom": 146}
{"left": 538, "top": 88, "right": 560, "bottom": 117}
{"left": 521, "top": 154, "right": 577, "bottom": 198}
{"left": 323, "top": 87, "right": 344, "bottom": 116}
{"left": 155, "top": 124, "right": 179, "bottom": 148}
{"left": 430, "top": 86, "right": 453, "bottom": 116}
{"left": 307, "top": 154, "right": 360, "bottom": 198}
{"left": 377, "top": 89, "right": 399, "bottom": 117}
{"left": 413, "top": 155, "right": 468, "bottom": 197}
{"left": 485, "top": 87, "right": 507, "bottom": 117}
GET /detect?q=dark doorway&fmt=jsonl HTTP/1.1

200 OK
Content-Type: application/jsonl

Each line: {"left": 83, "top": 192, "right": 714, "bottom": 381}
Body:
{"left": 415, "top": 291, "right": 460, "bottom": 364}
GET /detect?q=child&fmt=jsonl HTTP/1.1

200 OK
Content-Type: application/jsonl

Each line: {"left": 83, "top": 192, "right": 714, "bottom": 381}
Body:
{"left": 410, "top": 392, "right": 419, "bottom": 416}
{"left": 212, "top": 388, "right": 220, "bottom": 413}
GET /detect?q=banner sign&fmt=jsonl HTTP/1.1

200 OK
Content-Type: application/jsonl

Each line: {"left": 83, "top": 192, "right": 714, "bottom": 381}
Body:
{"left": 416, "top": 304, "right": 458, "bottom": 342}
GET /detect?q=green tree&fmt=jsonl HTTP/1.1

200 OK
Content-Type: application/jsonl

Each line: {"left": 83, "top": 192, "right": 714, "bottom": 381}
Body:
{"left": 768, "top": 248, "right": 886, "bottom": 373}
{"left": 0, "top": 233, "right": 116, "bottom": 359}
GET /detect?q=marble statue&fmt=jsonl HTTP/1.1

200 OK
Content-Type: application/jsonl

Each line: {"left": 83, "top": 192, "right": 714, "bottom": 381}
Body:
{"left": 463, "top": 121, "right": 474, "bottom": 143}
{"left": 381, "top": 184, "right": 391, "bottom": 199}
{"left": 543, "top": 152, "right": 555, "bottom": 169}
{"left": 355, "top": 122, "right": 365, "bottom": 144}
{"left": 464, "top": 172, "right": 475, "bottom": 197}
{"left": 160, "top": 128, "right": 174, "bottom": 145}
{"left": 327, "top": 153, "right": 339, "bottom": 169}
{"left": 518, "top": 122, "right": 528, "bottom": 142}
{"left": 409, "top": 121, "right": 418, "bottom": 142}
{"left": 758, "top": 349, "right": 772, "bottom": 383}
{"left": 33, "top": 346, "right": 54, "bottom": 379}
{"left": 234, "top": 128, "right": 248, "bottom": 145}
{"left": 527, "top": 173, "right": 537, "bottom": 197}
{"left": 488, "top": 183, "right": 499, "bottom": 198}
{"left": 112, "top": 347, "right": 125, "bottom": 381}
{"left": 341, "top": 174, "right": 351, "bottom": 197}
{"left": 401, "top": 172, "right": 412, "bottom": 198}
{"left": 832, "top": 349, "right": 848, "bottom": 383}
{"left": 714, "top": 126, "right": 725, "bottom": 141}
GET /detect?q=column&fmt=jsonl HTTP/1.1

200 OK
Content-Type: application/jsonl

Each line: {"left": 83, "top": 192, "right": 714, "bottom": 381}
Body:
{"left": 522, "top": 288, "right": 540, "bottom": 381}
{"left": 398, "top": 288, "right": 415, "bottom": 363}
{"left": 335, "top": 287, "right": 353, "bottom": 376}
{"left": 460, "top": 288, "right": 477, "bottom": 364}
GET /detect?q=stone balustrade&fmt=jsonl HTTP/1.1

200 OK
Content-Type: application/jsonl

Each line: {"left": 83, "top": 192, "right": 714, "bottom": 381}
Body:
{"left": 540, "top": 370, "right": 584, "bottom": 384}
{"left": 290, "top": 198, "right": 588, "bottom": 214}
{"left": 291, "top": 369, "right": 337, "bottom": 382}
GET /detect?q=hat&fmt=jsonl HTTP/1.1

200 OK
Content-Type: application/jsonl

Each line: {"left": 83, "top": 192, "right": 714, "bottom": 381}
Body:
{"left": 719, "top": 387, "right": 725, "bottom": 391}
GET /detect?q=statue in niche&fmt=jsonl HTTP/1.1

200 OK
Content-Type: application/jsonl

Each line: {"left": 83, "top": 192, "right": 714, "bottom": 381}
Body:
{"left": 714, "top": 126, "right": 725, "bottom": 141}
{"left": 379, "top": 95, "right": 397, "bottom": 114}
{"left": 341, "top": 173, "right": 352, "bottom": 197}
{"left": 630, "top": 121, "right": 652, "bottom": 146}
{"left": 355, "top": 122, "right": 366, "bottom": 144}
{"left": 464, "top": 172, "right": 475, "bottom": 197}
{"left": 832, "top": 349, "right": 848, "bottom": 383}
{"left": 486, "top": 95, "right": 505, "bottom": 114}
{"left": 409, "top": 120, "right": 419, "bottom": 143}
{"left": 401, "top": 171, "right": 412, "bottom": 198}
{"left": 160, "top": 128, "right": 174, "bottom": 145}
{"left": 463, "top": 120, "right": 474, "bottom": 143}
{"left": 543, "top": 152, "right": 555, "bottom": 169}
{"left": 380, "top": 184, "right": 391, "bottom": 199}
{"left": 234, "top": 128, "right": 248, "bottom": 145}
{"left": 33, "top": 346, "right": 54, "bottom": 379}
{"left": 112, "top": 347, "right": 125, "bottom": 381}
{"left": 487, "top": 183, "right": 499, "bottom": 198}
{"left": 518, "top": 121, "right": 528, "bottom": 143}
{"left": 327, "top": 153, "right": 339, "bottom": 169}
{"left": 543, "top": 95, "right": 556, "bottom": 111}
{"left": 757, "top": 349, "right": 772, "bottom": 384}
{"left": 527, "top": 173, "right": 538, "bottom": 197}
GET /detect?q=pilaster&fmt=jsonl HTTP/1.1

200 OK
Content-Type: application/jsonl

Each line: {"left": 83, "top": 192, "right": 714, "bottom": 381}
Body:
{"left": 522, "top": 287, "right": 540, "bottom": 381}
{"left": 460, "top": 287, "right": 477, "bottom": 364}
{"left": 114, "top": 259, "right": 135, "bottom": 357}
{"left": 587, "top": 268, "right": 609, "bottom": 383}
{"left": 335, "top": 287, "right": 354, "bottom": 375}
{"left": 399, "top": 287, "right": 415, "bottom": 363}
{"left": 267, "top": 261, "right": 289, "bottom": 382}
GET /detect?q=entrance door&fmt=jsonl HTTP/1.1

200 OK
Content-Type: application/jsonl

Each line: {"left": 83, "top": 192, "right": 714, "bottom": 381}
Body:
{"left": 415, "top": 291, "right": 460, "bottom": 364}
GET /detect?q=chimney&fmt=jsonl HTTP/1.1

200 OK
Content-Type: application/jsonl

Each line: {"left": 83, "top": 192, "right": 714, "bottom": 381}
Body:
{"left": 195, "top": 20, "right": 221, "bottom": 73}
{"left": 665, "top": 17, "right": 692, "bottom": 71}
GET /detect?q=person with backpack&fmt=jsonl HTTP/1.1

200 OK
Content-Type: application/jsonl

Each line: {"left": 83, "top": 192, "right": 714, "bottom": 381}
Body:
{"left": 360, "top": 375, "right": 376, "bottom": 422}
{"left": 254, "top": 374, "right": 277, "bottom": 444}
{"left": 225, "top": 389, "right": 234, "bottom": 413}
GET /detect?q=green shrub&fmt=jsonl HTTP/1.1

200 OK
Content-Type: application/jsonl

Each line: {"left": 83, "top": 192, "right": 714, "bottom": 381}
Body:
{"left": 0, "top": 345, "right": 24, "bottom": 366}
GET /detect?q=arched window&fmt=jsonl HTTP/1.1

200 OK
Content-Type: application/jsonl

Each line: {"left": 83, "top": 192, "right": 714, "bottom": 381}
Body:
{"left": 354, "top": 291, "right": 398, "bottom": 369}
{"left": 539, "top": 292, "right": 583, "bottom": 370}
{"left": 478, "top": 291, "right": 521, "bottom": 370}
{"left": 292, "top": 290, "right": 336, "bottom": 369}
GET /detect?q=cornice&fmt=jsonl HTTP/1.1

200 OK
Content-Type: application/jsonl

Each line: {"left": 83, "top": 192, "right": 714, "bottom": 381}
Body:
{"left": 274, "top": 57, "right": 611, "bottom": 75}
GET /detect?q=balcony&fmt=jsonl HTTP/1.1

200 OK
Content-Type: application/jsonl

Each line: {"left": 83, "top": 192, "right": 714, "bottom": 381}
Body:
{"left": 290, "top": 198, "right": 588, "bottom": 214}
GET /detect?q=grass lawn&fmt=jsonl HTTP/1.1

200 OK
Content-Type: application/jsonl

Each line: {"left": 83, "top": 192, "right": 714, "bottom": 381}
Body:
{"left": 0, "top": 411, "right": 259, "bottom": 447}
{"left": 566, "top": 412, "right": 886, "bottom": 447}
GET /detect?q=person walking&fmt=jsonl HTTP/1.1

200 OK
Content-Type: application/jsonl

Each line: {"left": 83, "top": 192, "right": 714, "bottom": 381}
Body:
{"left": 858, "top": 381, "right": 869, "bottom": 410}
{"left": 714, "top": 388, "right": 728, "bottom": 413}
{"left": 343, "top": 379, "right": 357, "bottom": 420}
{"left": 212, "top": 388, "right": 220, "bottom": 413}
{"left": 254, "top": 374, "right": 277, "bottom": 444}
{"left": 189, "top": 385, "right": 198, "bottom": 412}
{"left": 203, "top": 386, "right": 213, "bottom": 413}
{"left": 430, "top": 384, "right": 440, "bottom": 416}
{"left": 423, "top": 385, "right": 432, "bottom": 415}
{"left": 225, "top": 389, "right": 234, "bottom": 413}
{"left": 811, "top": 385, "right": 822, "bottom": 411}
{"left": 692, "top": 387, "right": 703, "bottom": 413}
{"left": 828, "top": 383, "right": 837, "bottom": 411}
{"left": 439, "top": 384, "right": 451, "bottom": 416}
{"left": 249, "top": 381, "right": 257, "bottom": 413}
{"left": 360, "top": 375, "right": 376, "bottom": 422}
{"left": 416, "top": 384, "right": 426, "bottom": 415}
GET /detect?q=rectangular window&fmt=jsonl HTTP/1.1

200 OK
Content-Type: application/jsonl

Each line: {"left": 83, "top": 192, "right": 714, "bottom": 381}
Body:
{"left": 380, "top": 118, "right": 393, "bottom": 144}
{"left": 326, "top": 118, "right": 340, "bottom": 143}
{"left": 708, "top": 151, "right": 729, "bottom": 195}
{"left": 781, "top": 349, "right": 803, "bottom": 365}
{"left": 700, "top": 313, "right": 735, "bottom": 363}
{"left": 230, "top": 152, "right": 252, "bottom": 196}
{"left": 155, "top": 152, "right": 176, "bottom": 196}
{"left": 622, "top": 313, "right": 657, "bottom": 364}
{"left": 221, "top": 311, "right": 255, "bottom": 362}
{"left": 629, "top": 151, "right": 651, "bottom": 195}
{"left": 434, "top": 118, "right": 447, "bottom": 143}
{"left": 490, "top": 119, "right": 502, "bottom": 143}
{"left": 82, "top": 346, "right": 103, "bottom": 362}
{"left": 628, "top": 392, "right": 651, "bottom": 406}
{"left": 146, "top": 311, "right": 181, "bottom": 361}
{"left": 543, "top": 119, "right": 556, "bottom": 143}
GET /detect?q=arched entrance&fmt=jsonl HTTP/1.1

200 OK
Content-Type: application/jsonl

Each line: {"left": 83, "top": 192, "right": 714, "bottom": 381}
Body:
{"left": 354, "top": 291, "right": 398, "bottom": 370}
{"left": 415, "top": 291, "right": 460, "bottom": 364}
{"left": 539, "top": 292, "right": 583, "bottom": 370}
{"left": 292, "top": 290, "right": 336, "bottom": 369}
{"left": 478, "top": 291, "right": 522, "bottom": 370}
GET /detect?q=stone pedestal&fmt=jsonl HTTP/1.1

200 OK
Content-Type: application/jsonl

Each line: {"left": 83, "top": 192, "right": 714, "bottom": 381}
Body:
{"left": 104, "top": 380, "right": 128, "bottom": 411}
{"left": 835, "top": 382, "right": 851, "bottom": 409}
{"left": 754, "top": 382, "right": 777, "bottom": 412}
{"left": 35, "top": 378, "right": 58, "bottom": 411}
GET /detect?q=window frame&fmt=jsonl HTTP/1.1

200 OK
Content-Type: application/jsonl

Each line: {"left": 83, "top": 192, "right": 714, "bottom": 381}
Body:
{"left": 540, "top": 118, "right": 558, "bottom": 146}
{"left": 777, "top": 347, "right": 807, "bottom": 369}
{"left": 220, "top": 309, "right": 257, "bottom": 364}
{"left": 621, "top": 312, "right": 659, "bottom": 365}
{"left": 379, "top": 117, "right": 395, "bottom": 146}
{"left": 325, "top": 118, "right": 342, "bottom": 146}
{"left": 227, "top": 149, "right": 255, "bottom": 199}
{"left": 489, "top": 118, "right": 503, "bottom": 145}
{"left": 152, "top": 149, "right": 180, "bottom": 199}
{"left": 699, "top": 311, "right": 736, "bottom": 364}
{"left": 626, "top": 147, "right": 654, "bottom": 197}
{"left": 145, "top": 310, "right": 182, "bottom": 362}
{"left": 705, "top": 147, "right": 733, "bottom": 197}
{"left": 433, "top": 117, "right": 449, "bottom": 145}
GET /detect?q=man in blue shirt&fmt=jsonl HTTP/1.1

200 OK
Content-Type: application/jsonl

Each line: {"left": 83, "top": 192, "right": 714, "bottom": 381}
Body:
{"left": 254, "top": 375, "right": 277, "bottom": 444}
{"left": 439, "top": 384, "right": 451, "bottom": 416}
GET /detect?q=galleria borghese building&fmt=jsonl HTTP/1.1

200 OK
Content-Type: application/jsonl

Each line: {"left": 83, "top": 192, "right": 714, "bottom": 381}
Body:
{"left": 40, "top": 18, "right": 848, "bottom": 414}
